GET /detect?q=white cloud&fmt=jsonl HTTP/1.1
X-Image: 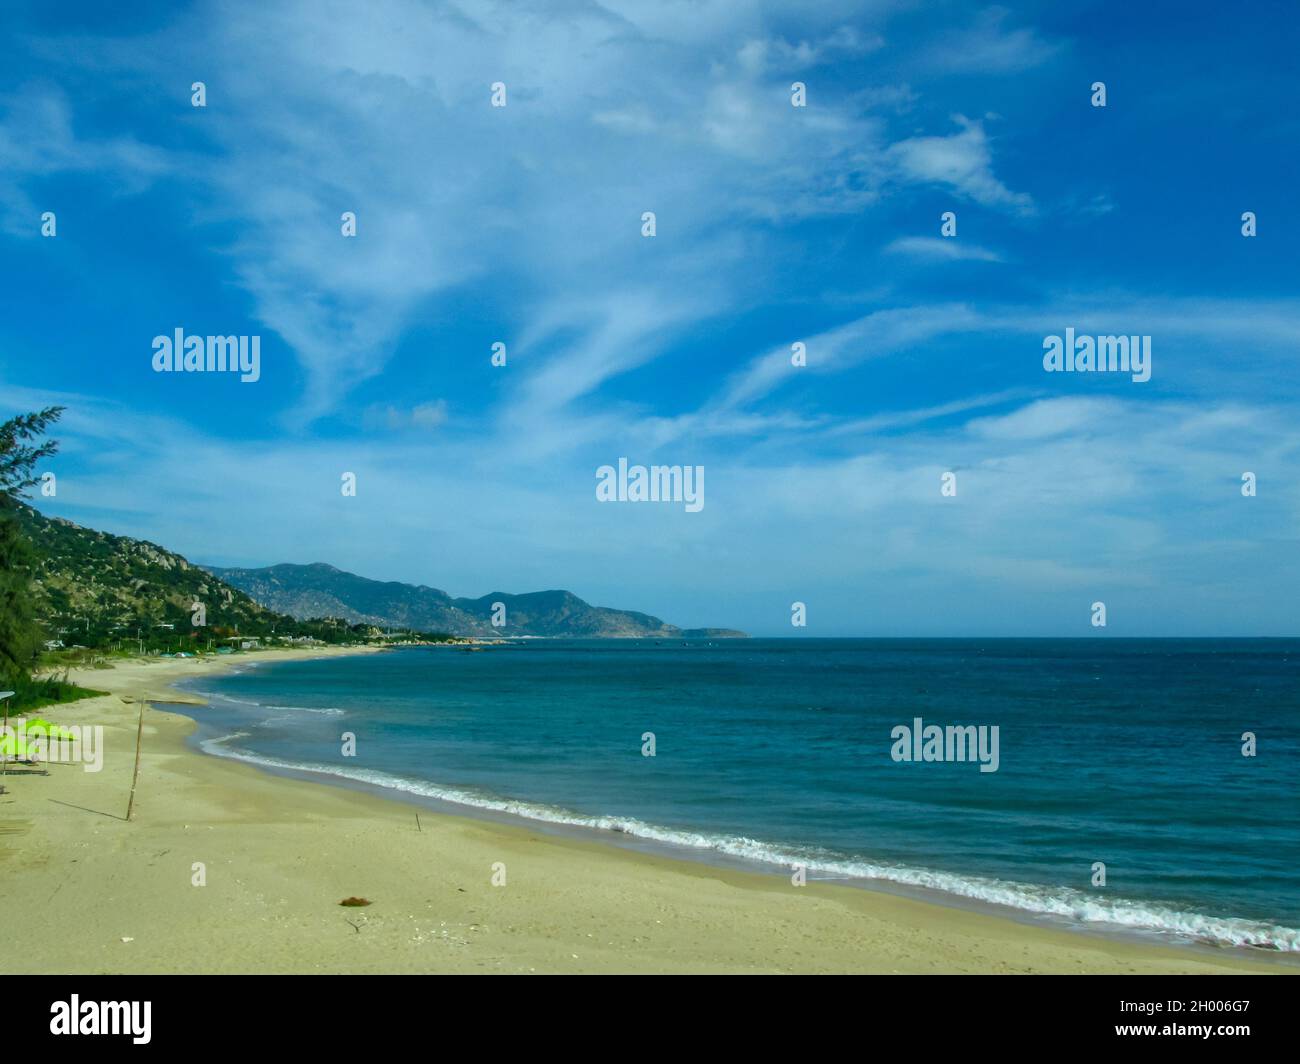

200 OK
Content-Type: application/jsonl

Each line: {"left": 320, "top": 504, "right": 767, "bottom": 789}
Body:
{"left": 920, "top": 6, "right": 1062, "bottom": 73}
{"left": 0, "top": 86, "right": 175, "bottom": 238}
{"left": 712, "top": 303, "right": 984, "bottom": 413}
{"left": 887, "top": 116, "right": 1034, "bottom": 213}
{"left": 884, "top": 236, "right": 1004, "bottom": 262}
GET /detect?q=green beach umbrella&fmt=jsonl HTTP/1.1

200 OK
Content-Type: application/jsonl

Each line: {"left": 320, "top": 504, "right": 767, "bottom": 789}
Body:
{"left": 0, "top": 733, "right": 35, "bottom": 761}
{"left": 23, "top": 718, "right": 78, "bottom": 741}
{"left": 0, "top": 691, "right": 11, "bottom": 775}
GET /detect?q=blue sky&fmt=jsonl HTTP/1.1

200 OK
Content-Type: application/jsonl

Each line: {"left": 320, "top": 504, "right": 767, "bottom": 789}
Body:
{"left": 2, "top": 0, "right": 1298, "bottom": 636}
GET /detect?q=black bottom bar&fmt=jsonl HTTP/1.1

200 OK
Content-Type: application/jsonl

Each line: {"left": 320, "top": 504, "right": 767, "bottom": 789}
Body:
{"left": 3, "top": 973, "right": 1293, "bottom": 1050}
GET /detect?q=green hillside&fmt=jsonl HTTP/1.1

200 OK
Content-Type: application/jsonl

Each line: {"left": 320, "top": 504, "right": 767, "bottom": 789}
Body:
{"left": 13, "top": 505, "right": 448, "bottom": 654}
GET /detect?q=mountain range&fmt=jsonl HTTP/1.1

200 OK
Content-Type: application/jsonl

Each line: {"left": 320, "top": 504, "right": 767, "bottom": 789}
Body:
{"left": 15, "top": 503, "right": 744, "bottom": 640}
{"left": 13, "top": 504, "right": 743, "bottom": 640}
{"left": 205, "top": 562, "right": 746, "bottom": 639}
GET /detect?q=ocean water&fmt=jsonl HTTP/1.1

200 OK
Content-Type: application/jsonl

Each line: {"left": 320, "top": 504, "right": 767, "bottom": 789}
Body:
{"left": 175, "top": 638, "right": 1300, "bottom": 952}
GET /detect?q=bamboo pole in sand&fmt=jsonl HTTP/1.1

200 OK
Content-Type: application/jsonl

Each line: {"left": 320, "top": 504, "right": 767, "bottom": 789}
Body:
{"left": 126, "top": 697, "right": 146, "bottom": 821}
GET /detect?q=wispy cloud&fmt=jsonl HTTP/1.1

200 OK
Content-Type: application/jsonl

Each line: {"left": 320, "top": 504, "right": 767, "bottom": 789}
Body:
{"left": 4, "top": 1, "right": 1037, "bottom": 419}
{"left": 919, "top": 6, "right": 1063, "bottom": 74}
{"left": 884, "top": 235, "right": 1005, "bottom": 262}
{"left": 0, "top": 85, "right": 174, "bottom": 237}
{"left": 886, "top": 115, "right": 1034, "bottom": 213}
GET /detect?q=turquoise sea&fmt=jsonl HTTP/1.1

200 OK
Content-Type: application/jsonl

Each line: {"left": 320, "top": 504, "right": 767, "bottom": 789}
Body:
{"left": 174, "top": 638, "right": 1300, "bottom": 952}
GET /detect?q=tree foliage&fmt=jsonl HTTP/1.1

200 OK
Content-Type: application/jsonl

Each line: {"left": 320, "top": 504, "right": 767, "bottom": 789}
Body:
{"left": 1, "top": 407, "right": 62, "bottom": 681}
{"left": 1, "top": 406, "right": 64, "bottom": 502}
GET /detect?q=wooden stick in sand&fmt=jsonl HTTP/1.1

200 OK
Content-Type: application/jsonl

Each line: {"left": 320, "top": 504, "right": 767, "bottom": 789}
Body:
{"left": 126, "top": 697, "right": 146, "bottom": 821}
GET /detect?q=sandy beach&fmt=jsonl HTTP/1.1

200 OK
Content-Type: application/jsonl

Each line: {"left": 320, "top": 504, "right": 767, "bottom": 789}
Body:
{"left": 0, "top": 648, "right": 1289, "bottom": 975}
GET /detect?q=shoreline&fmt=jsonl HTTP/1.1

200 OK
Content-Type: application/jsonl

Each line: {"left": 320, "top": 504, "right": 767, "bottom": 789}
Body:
{"left": 173, "top": 684, "right": 1299, "bottom": 963}
{"left": 2, "top": 647, "right": 1292, "bottom": 974}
